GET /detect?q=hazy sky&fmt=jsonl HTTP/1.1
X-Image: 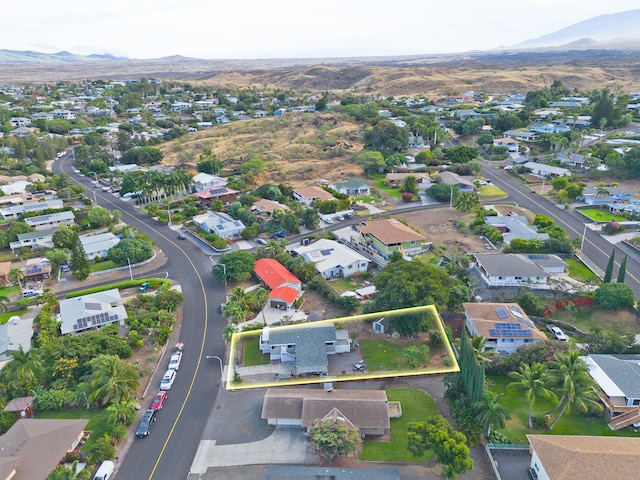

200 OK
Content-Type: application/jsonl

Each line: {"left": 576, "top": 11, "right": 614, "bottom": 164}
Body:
{"left": 2, "top": 1, "right": 638, "bottom": 59}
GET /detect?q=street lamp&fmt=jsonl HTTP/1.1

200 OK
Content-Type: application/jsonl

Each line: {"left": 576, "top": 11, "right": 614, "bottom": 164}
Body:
{"left": 127, "top": 257, "right": 133, "bottom": 281}
{"left": 92, "top": 189, "right": 98, "bottom": 205}
{"left": 206, "top": 355, "right": 224, "bottom": 384}
{"left": 449, "top": 187, "right": 454, "bottom": 209}
{"left": 580, "top": 224, "right": 588, "bottom": 251}
{"left": 209, "top": 256, "right": 226, "bottom": 285}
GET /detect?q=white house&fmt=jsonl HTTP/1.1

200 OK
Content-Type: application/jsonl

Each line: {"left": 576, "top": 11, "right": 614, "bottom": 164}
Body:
{"left": 492, "top": 137, "right": 519, "bottom": 153}
{"left": 292, "top": 186, "right": 335, "bottom": 206}
{"left": 58, "top": 289, "right": 128, "bottom": 335}
{"left": 471, "top": 253, "right": 566, "bottom": 287}
{"left": 293, "top": 239, "right": 370, "bottom": 278}
{"left": 79, "top": 232, "right": 121, "bottom": 260}
{"left": 191, "top": 173, "right": 227, "bottom": 192}
{"left": 9, "top": 228, "right": 57, "bottom": 252}
{"left": 24, "top": 211, "right": 75, "bottom": 231}
{"left": 485, "top": 215, "right": 549, "bottom": 246}
{"left": 330, "top": 178, "right": 371, "bottom": 196}
{"left": 524, "top": 161, "right": 571, "bottom": 177}
{"left": 192, "top": 211, "right": 245, "bottom": 239}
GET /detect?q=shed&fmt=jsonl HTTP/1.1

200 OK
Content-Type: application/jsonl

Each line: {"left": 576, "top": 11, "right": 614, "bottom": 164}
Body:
{"left": 373, "top": 317, "right": 389, "bottom": 334}
{"left": 4, "top": 396, "right": 35, "bottom": 418}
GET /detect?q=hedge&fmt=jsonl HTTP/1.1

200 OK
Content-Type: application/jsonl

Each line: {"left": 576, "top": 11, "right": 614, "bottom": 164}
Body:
{"left": 65, "top": 278, "right": 171, "bottom": 298}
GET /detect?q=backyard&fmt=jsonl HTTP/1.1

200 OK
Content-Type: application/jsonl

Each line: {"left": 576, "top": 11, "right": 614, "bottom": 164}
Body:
{"left": 488, "top": 375, "right": 640, "bottom": 444}
{"left": 360, "top": 387, "right": 438, "bottom": 461}
{"left": 547, "top": 305, "right": 639, "bottom": 336}
{"left": 565, "top": 258, "right": 597, "bottom": 282}
{"left": 579, "top": 207, "right": 627, "bottom": 222}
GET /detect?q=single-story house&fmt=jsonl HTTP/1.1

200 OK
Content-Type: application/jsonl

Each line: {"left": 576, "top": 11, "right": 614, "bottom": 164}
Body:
{"left": 385, "top": 173, "right": 432, "bottom": 191}
{"left": 556, "top": 149, "right": 586, "bottom": 168}
{"left": 471, "top": 253, "right": 566, "bottom": 286}
{"left": 293, "top": 186, "right": 336, "bottom": 206}
{"left": 22, "top": 259, "right": 51, "bottom": 283}
{"left": 358, "top": 219, "right": 430, "bottom": 259}
{"left": 254, "top": 258, "right": 302, "bottom": 309}
{"left": 251, "top": 198, "right": 291, "bottom": 215}
{"left": 527, "top": 434, "right": 640, "bottom": 480}
{"left": 0, "top": 199, "right": 64, "bottom": 220}
{"left": 331, "top": 178, "right": 371, "bottom": 196}
{"left": 191, "top": 173, "right": 227, "bottom": 192}
{"left": 0, "top": 315, "right": 34, "bottom": 367}
{"left": 528, "top": 123, "right": 570, "bottom": 134}
{"left": 0, "top": 418, "right": 89, "bottom": 480}
{"left": 464, "top": 302, "right": 547, "bottom": 355}
{"left": 57, "top": 288, "right": 128, "bottom": 335}
{"left": 579, "top": 186, "right": 635, "bottom": 206}
{"left": 192, "top": 211, "right": 246, "bottom": 239}
{"left": 292, "top": 239, "right": 370, "bottom": 278}
{"left": 261, "top": 388, "right": 391, "bottom": 436}
{"left": 259, "top": 323, "right": 350, "bottom": 375}
{"left": 583, "top": 354, "right": 640, "bottom": 430}
{"left": 439, "top": 171, "right": 476, "bottom": 192}
{"left": 9, "top": 228, "right": 57, "bottom": 252}
{"left": 79, "top": 232, "right": 121, "bottom": 260}
{"left": 485, "top": 215, "right": 549, "bottom": 245}
{"left": 492, "top": 137, "right": 519, "bottom": 153}
{"left": 24, "top": 211, "right": 75, "bottom": 231}
{"left": 502, "top": 130, "right": 539, "bottom": 142}
{"left": 193, "top": 187, "right": 240, "bottom": 207}
{"left": 523, "top": 161, "right": 571, "bottom": 178}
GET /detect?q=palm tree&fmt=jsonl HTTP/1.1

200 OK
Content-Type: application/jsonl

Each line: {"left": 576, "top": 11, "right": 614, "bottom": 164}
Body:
{"left": 254, "top": 288, "right": 269, "bottom": 324}
{"left": 106, "top": 400, "right": 137, "bottom": 426}
{"left": 223, "top": 323, "right": 238, "bottom": 343}
{"left": 545, "top": 349, "right": 601, "bottom": 429}
{"left": 455, "top": 335, "right": 496, "bottom": 364}
{"left": 229, "top": 286, "right": 250, "bottom": 311}
{"left": 9, "top": 268, "right": 24, "bottom": 296}
{"left": 221, "top": 301, "right": 246, "bottom": 325}
{"left": 401, "top": 344, "right": 430, "bottom": 369}
{"left": 508, "top": 363, "right": 554, "bottom": 429}
{"left": 88, "top": 355, "right": 140, "bottom": 406}
{"left": 48, "top": 460, "right": 91, "bottom": 480}
{"left": 0, "top": 295, "right": 10, "bottom": 313}
{"left": 453, "top": 191, "right": 480, "bottom": 213}
{"left": 474, "top": 394, "right": 511, "bottom": 439}
{"left": 0, "top": 346, "right": 44, "bottom": 398}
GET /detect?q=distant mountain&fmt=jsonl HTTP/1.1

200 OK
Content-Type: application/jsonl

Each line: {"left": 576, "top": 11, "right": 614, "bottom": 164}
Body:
{"left": 0, "top": 49, "right": 127, "bottom": 63}
{"left": 513, "top": 9, "right": 640, "bottom": 50}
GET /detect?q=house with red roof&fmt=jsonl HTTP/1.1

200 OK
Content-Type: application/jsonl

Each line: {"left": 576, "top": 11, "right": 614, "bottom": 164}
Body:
{"left": 254, "top": 258, "right": 302, "bottom": 310}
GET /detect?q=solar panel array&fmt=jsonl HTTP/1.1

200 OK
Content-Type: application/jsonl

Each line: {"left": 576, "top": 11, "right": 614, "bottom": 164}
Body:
{"left": 489, "top": 322, "right": 532, "bottom": 338}
{"left": 496, "top": 307, "right": 509, "bottom": 319}
{"left": 73, "top": 312, "right": 119, "bottom": 332}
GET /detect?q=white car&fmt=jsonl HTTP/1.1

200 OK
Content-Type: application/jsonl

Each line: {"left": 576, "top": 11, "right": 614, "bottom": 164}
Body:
{"left": 324, "top": 218, "right": 334, "bottom": 224}
{"left": 548, "top": 325, "right": 569, "bottom": 342}
{"left": 168, "top": 352, "right": 182, "bottom": 371}
{"left": 159, "top": 369, "right": 176, "bottom": 390}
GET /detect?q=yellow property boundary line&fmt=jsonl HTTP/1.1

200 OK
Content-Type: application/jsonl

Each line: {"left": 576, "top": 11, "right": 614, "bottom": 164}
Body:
{"left": 225, "top": 305, "right": 460, "bottom": 390}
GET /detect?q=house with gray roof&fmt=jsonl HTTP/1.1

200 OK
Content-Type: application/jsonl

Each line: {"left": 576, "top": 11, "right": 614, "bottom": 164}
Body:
{"left": 471, "top": 253, "right": 566, "bottom": 287}
{"left": 79, "top": 232, "right": 121, "bottom": 260}
{"left": 192, "top": 211, "right": 246, "bottom": 239}
{"left": 485, "top": 215, "right": 550, "bottom": 246}
{"left": 0, "top": 315, "right": 34, "bottom": 367}
{"left": 292, "top": 239, "right": 370, "bottom": 278}
{"left": 261, "top": 388, "right": 391, "bottom": 436}
{"left": 24, "top": 210, "right": 75, "bottom": 231}
{"left": 9, "top": 228, "right": 56, "bottom": 252}
{"left": 524, "top": 161, "right": 571, "bottom": 178}
{"left": 583, "top": 354, "right": 640, "bottom": 430}
{"left": 259, "top": 323, "right": 350, "bottom": 375}
{"left": 503, "top": 129, "right": 539, "bottom": 142}
{"left": 330, "top": 178, "right": 371, "bottom": 196}
{"left": 57, "top": 288, "right": 127, "bottom": 335}
{"left": 0, "top": 199, "right": 64, "bottom": 220}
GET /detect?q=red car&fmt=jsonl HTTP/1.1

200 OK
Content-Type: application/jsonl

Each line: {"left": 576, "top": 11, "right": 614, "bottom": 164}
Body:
{"left": 151, "top": 391, "right": 167, "bottom": 411}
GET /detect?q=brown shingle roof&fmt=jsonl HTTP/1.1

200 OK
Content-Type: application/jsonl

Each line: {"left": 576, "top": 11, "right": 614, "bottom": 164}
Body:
{"left": 528, "top": 435, "right": 640, "bottom": 480}
{"left": 251, "top": 198, "right": 290, "bottom": 214}
{"left": 358, "top": 219, "right": 426, "bottom": 245}
{"left": 463, "top": 302, "right": 547, "bottom": 341}
{"left": 294, "top": 186, "right": 335, "bottom": 202}
{"left": 262, "top": 388, "right": 390, "bottom": 430}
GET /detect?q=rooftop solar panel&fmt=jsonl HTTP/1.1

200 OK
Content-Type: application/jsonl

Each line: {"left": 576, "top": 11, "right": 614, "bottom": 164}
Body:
{"left": 496, "top": 307, "right": 508, "bottom": 319}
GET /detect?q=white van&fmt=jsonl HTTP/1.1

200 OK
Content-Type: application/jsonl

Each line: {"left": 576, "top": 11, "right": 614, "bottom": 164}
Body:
{"left": 93, "top": 460, "right": 115, "bottom": 480}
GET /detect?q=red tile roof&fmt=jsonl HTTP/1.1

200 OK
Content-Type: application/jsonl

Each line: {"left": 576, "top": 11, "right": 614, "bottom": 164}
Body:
{"left": 254, "top": 258, "right": 301, "bottom": 290}
{"left": 270, "top": 285, "right": 300, "bottom": 304}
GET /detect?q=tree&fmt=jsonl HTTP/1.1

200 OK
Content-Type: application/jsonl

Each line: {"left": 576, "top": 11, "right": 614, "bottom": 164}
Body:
{"left": 214, "top": 251, "right": 255, "bottom": 282}
{"left": 308, "top": 418, "right": 363, "bottom": 461}
{"left": 363, "top": 120, "right": 409, "bottom": 154}
{"left": 88, "top": 355, "right": 139, "bottom": 406}
{"left": 508, "top": 363, "right": 553, "bottom": 429}
{"left": 603, "top": 250, "right": 615, "bottom": 283}
{"left": 477, "top": 132, "right": 494, "bottom": 147}
{"left": 221, "top": 301, "right": 246, "bottom": 324}
{"left": 48, "top": 460, "right": 91, "bottom": 480}
{"left": 301, "top": 208, "right": 320, "bottom": 229}
{"left": 427, "top": 183, "right": 457, "bottom": 202}
{"left": 46, "top": 248, "right": 70, "bottom": 274}
{"left": 617, "top": 255, "right": 627, "bottom": 284}
{"left": 402, "top": 175, "right": 418, "bottom": 195}
{"left": 229, "top": 286, "right": 250, "bottom": 310}
{"left": 223, "top": 323, "right": 238, "bottom": 343}
{"left": 0, "top": 346, "right": 44, "bottom": 398}
{"left": 8, "top": 268, "right": 24, "bottom": 296}
{"left": 70, "top": 237, "right": 90, "bottom": 280}
{"left": 87, "top": 206, "right": 113, "bottom": 228}
{"left": 52, "top": 224, "right": 78, "bottom": 250}
{"left": 255, "top": 288, "right": 269, "bottom": 324}
{"left": 453, "top": 191, "right": 480, "bottom": 213}
{"left": 401, "top": 344, "right": 430, "bottom": 368}
{"left": 474, "top": 393, "right": 510, "bottom": 439}
{"left": 90, "top": 434, "right": 115, "bottom": 463}
{"left": 407, "top": 416, "right": 473, "bottom": 478}
{"left": 445, "top": 146, "right": 479, "bottom": 163}
{"left": 354, "top": 151, "right": 385, "bottom": 176}
{"left": 594, "top": 282, "right": 635, "bottom": 310}
{"left": 106, "top": 400, "right": 137, "bottom": 426}
{"left": 551, "top": 176, "right": 569, "bottom": 192}
{"left": 545, "top": 350, "right": 601, "bottom": 429}
{"left": 108, "top": 238, "right": 154, "bottom": 265}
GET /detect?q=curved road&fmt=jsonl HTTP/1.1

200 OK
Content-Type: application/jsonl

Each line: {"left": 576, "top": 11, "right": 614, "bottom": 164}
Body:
{"left": 481, "top": 163, "right": 640, "bottom": 296}
{"left": 54, "top": 156, "right": 227, "bottom": 480}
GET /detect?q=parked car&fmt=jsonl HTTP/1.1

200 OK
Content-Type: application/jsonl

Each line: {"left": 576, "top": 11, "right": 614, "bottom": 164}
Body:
{"left": 151, "top": 390, "right": 167, "bottom": 411}
{"left": 324, "top": 218, "right": 333, "bottom": 224}
{"left": 138, "top": 282, "right": 149, "bottom": 293}
{"left": 136, "top": 409, "right": 157, "bottom": 438}
{"left": 168, "top": 351, "right": 182, "bottom": 371}
{"left": 256, "top": 238, "right": 267, "bottom": 245}
{"left": 60, "top": 264, "right": 70, "bottom": 272}
{"left": 178, "top": 234, "right": 186, "bottom": 240}
{"left": 159, "top": 369, "right": 176, "bottom": 390}
{"left": 337, "top": 215, "right": 345, "bottom": 221}
{"left": 93, "top": 460, "right": 115, "bottom": 480}
{"left": 548, "top": 325, "right": 569, "bottom": 342}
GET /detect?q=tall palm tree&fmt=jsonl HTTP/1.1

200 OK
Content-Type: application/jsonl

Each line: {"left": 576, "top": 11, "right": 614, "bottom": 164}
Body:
{"left": 88, "top": 355, "right": 140, "bottom": 406}
{"left": 229, "top": 286, "right": 250, "bottom": 311}
{"left": 0, "top": 346, "right": 44, "bottom": 398}
{"left": 221, "top": 301, "right": 246, "bottom": 325}
{"left": 254, "top": 288, "right": 269, "bottom": 324}
{"left": 9, "top": 268, "right": 24, "bottom": 296}
{"left": 223, "top": 323, "right": 238, "bottom": 343}
{"left": 106, "top": 400, "right": 137, "bottom": 426}
{"left": 453, "top": 191, "right": 480, "bottom": 213}
{"left": 545, "top": 349, "right": 601, "bottom": 429}
{"left": 508, "top": 363, "right": 554, "bottom": 429}
{"left": 474, "top": 394, "right": 511, "bottom": 439}
{"left": 48, "top": 460, "right": 91, "bottom": 480}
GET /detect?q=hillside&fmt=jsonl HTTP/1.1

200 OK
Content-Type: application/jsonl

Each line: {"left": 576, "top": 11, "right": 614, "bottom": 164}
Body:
{"left": 160, "top": 113, "right": 364, "bottom": 187}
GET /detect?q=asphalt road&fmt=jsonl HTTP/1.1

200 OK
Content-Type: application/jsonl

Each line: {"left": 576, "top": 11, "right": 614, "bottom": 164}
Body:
{"left": 480, "top": 162, "right": 640, "bottom": 296}
{"left": 54, "top": 155, "right": 227, "bottom": 480}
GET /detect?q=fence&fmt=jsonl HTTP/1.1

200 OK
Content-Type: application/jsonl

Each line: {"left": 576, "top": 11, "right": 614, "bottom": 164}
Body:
{"left": 88, "top": 251, "right": 157, "bottom": 277}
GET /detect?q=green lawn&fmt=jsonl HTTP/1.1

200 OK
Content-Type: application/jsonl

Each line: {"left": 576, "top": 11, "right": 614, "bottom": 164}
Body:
{"left": 360, "top": 338, "right": 431, "bottom": 372}
{"left": 565, "top": 258, "right": 597, "bottom": 282}
{"left": 579, "top": 208, "right": 627, "bottom": 222}
{"left": 242, "top": 337, "right": 270, "bottom": 366}
{"left": 479, "top": 185, "right": 507, "bottom": 197}
{"left": 0, "top": 286, "right": 21, "bottom": 298}
{"left": 374, "top": 177, "right": 402, "bottom": 199}
{"left": 489, "top": 375, "right": 640, "bottom": 443}
{"left": 360, "top": 388, "right": 438, "bottom": 461}
{"left": 89, "top": 260, "right": 118, "bottom": 273}
{"left": 548, "top": 305, "right": 638, "bottom": 336}
{"left": 327, "top": 277, "right": 362, "bottom": 294}
{"left": 38, "top": 408, "right": 110, "bottom": 452}
{"left": 0, "top": 309, "right": 28, "bottom": 324}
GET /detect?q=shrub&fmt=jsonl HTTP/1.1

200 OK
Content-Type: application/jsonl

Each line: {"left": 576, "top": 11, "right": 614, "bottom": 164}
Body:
{"left": 90, "top": 435, "right": 115, "bottom": 463}
{"left": 594, "top": 282, "right": 635, "bottom": 310}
